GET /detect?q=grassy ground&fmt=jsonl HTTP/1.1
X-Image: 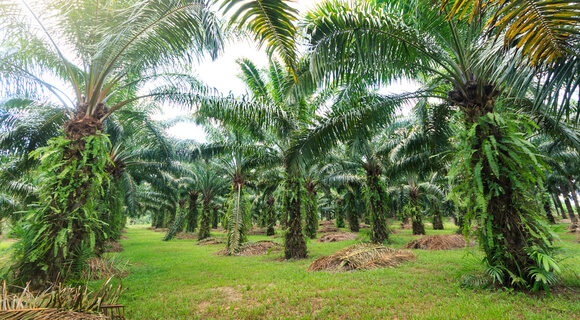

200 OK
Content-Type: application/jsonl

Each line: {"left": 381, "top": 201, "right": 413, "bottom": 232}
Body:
{"left": 97, "top": 222, "right": 578, "bottom": 319}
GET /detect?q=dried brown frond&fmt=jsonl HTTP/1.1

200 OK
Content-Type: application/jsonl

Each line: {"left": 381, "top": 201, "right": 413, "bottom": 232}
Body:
{"left": 403, "top": 234, "right": 466, "bottom": 250}
{"left": 86, "top": 255, "right": 129, "bottom": 280}
{"left": 0, "top": 278, "right": 125, "bottom": 318}
{"left": 319, "top": 220, "right": 335, "bottom": 226}
{"left": 318, "top": 227, "right": 341, "bottom": 233}
{"left": 215, "top": 241, "right": 283, "bottom": 256}
{"left": 104, "top": 241, "right": 124, "bottom": 253}
{"left": 176, "top": 232, "right": 198, "bottom": 240}
{"left": 358, "top": 223, "right": 370, "bottom": 229}
{"left": 196, "top": 237, "right": 226, "bottom": 245}
{"left": 307, "top": 243, "right": 415, "bottom": 272}
{"left": 317, "top": 232, "right": 358, "bottom": 243}
{"left": 0, "top": 309, "right": 108, "bottom": 319}
{"left": 248, "top": 229, "right": 267, "bottom": 236}
{"left": 400, "top": 223, "right": 412, "bottom": 230}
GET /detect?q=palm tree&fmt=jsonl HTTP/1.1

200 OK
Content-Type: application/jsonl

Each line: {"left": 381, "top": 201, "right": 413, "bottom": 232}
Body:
{"left": 304, "top": 0, "right": 562, "bottom": 287}
{"left": 195, "top": 58, "right": 403, "bottom": 257}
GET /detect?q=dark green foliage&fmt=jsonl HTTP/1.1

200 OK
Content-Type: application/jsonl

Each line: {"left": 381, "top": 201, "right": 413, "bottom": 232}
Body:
{"left": 450, "top": 112, "right": 558, "bottom": 289}
{"left": 96, "top": 181, "right": 126, "bottom": 254}
{"left": 9, "top": 133, "right": 110, "bottom": 288}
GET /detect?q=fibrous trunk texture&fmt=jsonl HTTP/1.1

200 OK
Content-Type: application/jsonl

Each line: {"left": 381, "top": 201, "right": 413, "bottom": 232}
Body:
{"left": 284, "top": 174, "right": 307, "bottom": 259}
{"left": 186, "top": 192, "right": 199, "bottom": 232}
{"left": 365, "top": 165, "right": 389, "bottom": 244}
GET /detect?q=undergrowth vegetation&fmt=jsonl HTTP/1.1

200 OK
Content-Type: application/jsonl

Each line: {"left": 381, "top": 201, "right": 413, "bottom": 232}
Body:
{"left": 109, "top": 222, "right": 580, "bottom": 319}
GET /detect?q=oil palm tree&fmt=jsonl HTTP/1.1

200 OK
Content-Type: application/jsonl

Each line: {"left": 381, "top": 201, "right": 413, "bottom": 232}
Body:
{"left": 195, "top": 58, "right": 404, "bottom": 257}
{"left": 304, "top": 0, "right": 562, "bottom": 288}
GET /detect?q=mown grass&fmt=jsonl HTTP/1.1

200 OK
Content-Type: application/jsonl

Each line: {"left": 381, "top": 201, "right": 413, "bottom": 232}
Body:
{"left": 94, "top": 221, "right": 578, "bottom": 319}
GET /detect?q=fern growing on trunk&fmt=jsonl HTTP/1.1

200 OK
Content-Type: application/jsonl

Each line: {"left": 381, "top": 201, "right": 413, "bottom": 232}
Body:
{"left": 450, "top": 112, "right": 558, "bottom": 289}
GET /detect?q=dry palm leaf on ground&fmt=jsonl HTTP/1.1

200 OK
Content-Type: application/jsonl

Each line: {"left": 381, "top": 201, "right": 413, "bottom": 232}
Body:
{"left": 176, "top": 232, "right": 198, "bottom": 240}
{"left": 215, "top": 241, "right": 283, "bottom": 256}
{"left": 0, "top": 278, "right": 124, "bottom": 319}
{"left": 307, "top": 243, "right": 415, "bottom": 272}
{"left": 318, "top": 226, "right": 341, "bottom": 233}
{"left": 317, "top": 232, "right": 357, "bottom": 243}
{"left": 403, "top": 234, "right": 466, "bottom": 250}
{"left": 197, "top": 237, "right": 226, "bottom": 245}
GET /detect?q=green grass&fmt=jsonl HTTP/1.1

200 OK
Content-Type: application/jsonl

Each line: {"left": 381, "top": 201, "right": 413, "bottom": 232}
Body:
{"left": 104, "top": 221, "right": 580, "bottom": 319}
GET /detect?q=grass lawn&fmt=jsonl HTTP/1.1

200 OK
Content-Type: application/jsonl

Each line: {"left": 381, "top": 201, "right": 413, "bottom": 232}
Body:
{"left": 100, "top": 222, "right": 579, "bottom": 319}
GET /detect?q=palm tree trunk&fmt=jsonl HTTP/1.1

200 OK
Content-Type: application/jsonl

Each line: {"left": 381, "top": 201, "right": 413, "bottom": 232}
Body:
{"left": 163, "top": 199, "right": 187, "bottom": 241}
{"left": 543, "top": 199, "right": 556, "bottom": 224}
{"left": 335, "top": 198, "right": 345, "bottom": 228}
{"left": 284, "top": 173, "right": 307, "bottom": 259}
{"left": 568, "top": 179, "right": 580, "bottom": 222}
{"left": 564, "top": 197, "right": 578, "bottom": 223}
{"left": 304, "top": 182, "right": 319, "bottom": 239}
{"left": 186, "top": 192, "right": 199, "bottom": 233}
{"left": 432, "top": 206, "right": 444, "bottom": 230}
{"left": 198, "top": 199, "right": 212, "bottom": 240}
{"left": 553, "top": 187, "right": 568, "bottom": 219}
{"left": 409, "top": 192, "right": 425, "bottom": 235}
{"left": 346, "top": 191, "right": 360, "bottom": 232}
{"left": 212, "top": 205, "right": 219, "bottom": 229}
{"left": 549, "top": 191, "right": 562, "bottom": 218}
{"left": 365, "top": 165, "right": 389, "bottom": 243}
{"left": 266, "top": 195, "right": 276, "bottom": 236}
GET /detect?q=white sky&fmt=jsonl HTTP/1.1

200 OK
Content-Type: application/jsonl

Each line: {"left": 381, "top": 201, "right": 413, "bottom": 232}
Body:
{"left": 158, "top": 0, "right": 419, "bottom": 141}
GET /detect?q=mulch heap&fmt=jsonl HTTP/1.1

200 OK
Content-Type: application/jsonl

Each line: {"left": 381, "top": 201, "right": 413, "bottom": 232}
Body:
{"left": 176, "top": 232, "right": 198, "bottom": 240}
{"left": 319, "top": 220, "right": 335, "bottom": 226}
{"left": 317, "top": 232, "right": 357, "bottom": 243}
{"left": 307, "top": 243, "right": 415, "bottom": 272}
{"left": 197, "top": 237, "right": 226, "bottom": 245}
{"left": 248, "top": 228, "right": 268, "bottom": 235}
{"left": 104, "top": 241, "right": 124, "bottom": 253}
{"left": 403, "top": 234, "right": 466, "bottom": 250}
{"left": 215, "top": 241, "right": 283, "bottom": 256}
{"left": 318, "top": 226, "right": 341, "bottom": 233}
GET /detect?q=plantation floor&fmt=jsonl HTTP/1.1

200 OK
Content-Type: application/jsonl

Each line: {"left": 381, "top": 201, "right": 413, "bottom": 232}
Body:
{"left": 106, "top": 222, "right": 580, "bottom": 319}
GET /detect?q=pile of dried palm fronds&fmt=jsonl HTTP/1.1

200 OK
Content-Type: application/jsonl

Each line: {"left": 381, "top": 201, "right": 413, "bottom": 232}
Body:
{"left": 196, "top": 237, "right": 226, "bottom": 245}
{"left": 358, "top": 223, "right": 370, "bottom": 229}
{"left": 176, "top": 232, "right": 198, "bottom": 240}
{"left": 104, "top": 241, "right": 124, "bottom": 253}
{"left": 0, "top": 278, "right": 125, "bottom": 319}
{"left": 317, "top": 232, "right": 357, "bottom": 243}
{"left": 319, "top": 220, "right": 335, "bottom": 226}
{"left": 318, "top": 226, "right": 341, "bottom": 233}
{"left": 403, "top": 234, "right": 466, "bottom": 250}
{"left": 216, "top": 241, "right": 283, "bottom": 256}
{"left": 248, "top": 229, "right": 267, "bottom": 236}
{"left": 86, "top": 254, "right": 130, "bottom": 280}
{"left": 307, "top": 243, "right": 415, "bottom": 272}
